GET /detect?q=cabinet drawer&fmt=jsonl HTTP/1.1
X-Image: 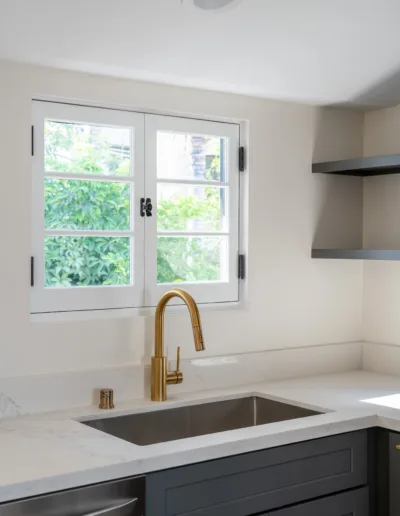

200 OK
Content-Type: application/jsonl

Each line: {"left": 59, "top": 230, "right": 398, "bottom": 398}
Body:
{"left": 266, "top": 487, "right": 369, "bottom": 516}
{"left": 146, "top": 431, "right": 367, "bottom": 516}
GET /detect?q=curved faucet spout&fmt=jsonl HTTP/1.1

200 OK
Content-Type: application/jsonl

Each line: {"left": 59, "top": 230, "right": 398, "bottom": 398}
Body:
{"left": 154, "top": 289, "right": 205, "bottom": 357}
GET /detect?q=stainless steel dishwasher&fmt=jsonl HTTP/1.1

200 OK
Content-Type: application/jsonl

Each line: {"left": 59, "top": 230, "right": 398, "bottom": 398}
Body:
{"left": 0, "top": 476, "right": 144, "bottom": 515}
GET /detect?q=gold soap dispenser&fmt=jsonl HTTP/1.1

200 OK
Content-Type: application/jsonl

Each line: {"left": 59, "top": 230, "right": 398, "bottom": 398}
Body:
{"left": 99, "top": 388, "right": 114, "bottom": 409}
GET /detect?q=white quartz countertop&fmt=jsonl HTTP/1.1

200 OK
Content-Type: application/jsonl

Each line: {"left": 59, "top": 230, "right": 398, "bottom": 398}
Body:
{"left": 3, "top": 370, "right": 400, "bottom": 503}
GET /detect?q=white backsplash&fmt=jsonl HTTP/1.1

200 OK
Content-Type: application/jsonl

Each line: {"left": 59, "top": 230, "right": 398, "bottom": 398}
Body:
{"left": 0, "top": 342, "right": 363, "bottom": 418}
{"left": 363, "top": 341, "right": 400, "bottom": 376}
{"left": 169, "top": 342, "right": 363, "bottom": 394}
{"left": 0, "top": 367, "right": 145, "bottom": 418}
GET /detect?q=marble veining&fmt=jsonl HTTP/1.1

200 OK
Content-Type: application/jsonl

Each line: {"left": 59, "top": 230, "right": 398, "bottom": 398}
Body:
{"left": 0, "top": 393, "right": 21, "bottom": 418}
{"left": 1, "top": 371, "right": 400, "bottom": 503}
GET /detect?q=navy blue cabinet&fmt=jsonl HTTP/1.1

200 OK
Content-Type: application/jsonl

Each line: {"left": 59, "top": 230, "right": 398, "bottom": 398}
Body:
{"left": 146, "top": 431, "right": 369, "bottom": 516}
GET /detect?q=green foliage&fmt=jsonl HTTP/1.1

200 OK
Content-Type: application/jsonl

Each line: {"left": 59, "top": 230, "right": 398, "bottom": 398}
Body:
{"left": 45, "top": 179, "right": 130, "bottom": 231}
{"left": 157, "top": 186, "right": 221, "bottom": 283}
{"left": 45, "top": 121, "right": 130, "bottom": 176}
{"left": 44, "top": 122, "right": 222, "bottom": 287}
{"left": 45, "top": 237, "right": 130, "bottom": 287}
{"left": 157, "top": 237, "right": 220, "bottom": 283}
{"left": 156, "top": 150, "right": 222, "bottom": 283}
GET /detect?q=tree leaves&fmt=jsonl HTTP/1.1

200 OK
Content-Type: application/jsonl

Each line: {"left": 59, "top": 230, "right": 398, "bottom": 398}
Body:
{"left": 45, "top": 179, "right": 130, "bottom": 231}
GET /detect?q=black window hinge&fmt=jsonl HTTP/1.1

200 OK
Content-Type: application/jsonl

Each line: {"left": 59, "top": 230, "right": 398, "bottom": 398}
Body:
{"left": 238, "top": 254, "right": 246, "bottom": 280}
{"left": 30, "top": 256, "right": 34, "bottom": 287}
{"left": 31, "top": 126, "right": 34, "bottom": 156}
{"left": 239, "top": 146, "right": 245, "bottom": 172}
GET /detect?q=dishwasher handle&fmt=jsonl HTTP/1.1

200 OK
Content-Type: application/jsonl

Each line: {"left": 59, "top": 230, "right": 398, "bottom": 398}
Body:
{"left": 84, "top": 497, "right": 138, "bottom": 515}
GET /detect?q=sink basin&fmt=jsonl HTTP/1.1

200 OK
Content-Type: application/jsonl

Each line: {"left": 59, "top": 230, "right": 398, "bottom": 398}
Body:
{"left": 81, "top": 396, "right": 321, "bottom": 446}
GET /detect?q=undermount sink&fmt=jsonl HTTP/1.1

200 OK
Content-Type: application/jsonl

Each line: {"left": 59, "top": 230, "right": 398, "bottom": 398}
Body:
{"left": 81, "top": 396, "right": 321, "bottom": 446}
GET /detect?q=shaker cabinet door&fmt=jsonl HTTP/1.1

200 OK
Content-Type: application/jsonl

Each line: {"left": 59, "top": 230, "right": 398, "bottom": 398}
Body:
{"left": 146, "top": 432, "right": 367, "bottom": 516}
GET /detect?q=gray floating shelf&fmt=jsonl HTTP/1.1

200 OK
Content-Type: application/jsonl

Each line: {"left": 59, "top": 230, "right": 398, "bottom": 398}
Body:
{"left": 312, "top": 249, "right": 400, "bottom": 260}
{"left": 312, "top": 154, "right": 400, "bottom": 177}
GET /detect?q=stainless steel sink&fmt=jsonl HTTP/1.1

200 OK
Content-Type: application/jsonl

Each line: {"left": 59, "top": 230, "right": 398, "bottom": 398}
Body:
{"left": 81, "top": 396, "right": 321, "bottom": 446}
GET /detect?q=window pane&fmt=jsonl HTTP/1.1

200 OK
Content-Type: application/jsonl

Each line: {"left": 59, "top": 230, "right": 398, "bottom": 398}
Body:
{"left": 45, "top": 121, "right": 131, "bottom": 176}
{"left": 157, "top": 132, "right": 226, "bottom": 182}
{"left": 157, "top": 184, "right": 226, "bottom": 232}
{"left": 45, "top": 236, "right": 131, "bottom": 287}
{"left": 157, "top": 236, "right": 226, "bottom": 283}
{"left": 45, "top": 179, "right": 131, "bottom": 231}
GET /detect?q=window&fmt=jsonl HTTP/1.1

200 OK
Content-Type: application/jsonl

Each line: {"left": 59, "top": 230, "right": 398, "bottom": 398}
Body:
{"left": 31, "top": 102, "right": 242, "bottom": 314}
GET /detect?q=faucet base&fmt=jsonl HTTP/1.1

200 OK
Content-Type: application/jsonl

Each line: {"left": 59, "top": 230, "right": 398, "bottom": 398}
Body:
{"left": 151, "top": 357, "right": 167, "bottom": 402}
{"left": 151, "top": 356, "right": 184, "bottom": 401}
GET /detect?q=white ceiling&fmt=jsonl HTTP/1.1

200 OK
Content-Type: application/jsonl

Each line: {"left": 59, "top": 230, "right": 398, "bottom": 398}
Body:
{"left": 1, "top": 0, "right": 400, "bottom": 108}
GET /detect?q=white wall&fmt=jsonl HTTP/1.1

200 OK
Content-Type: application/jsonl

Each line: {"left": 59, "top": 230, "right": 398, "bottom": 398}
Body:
{"left": 363, "top": 105, "right": 400, "bottom": 345}
{"left": 313, "top": 109, "right": 364, "bottom": 250}
{"left": 0, "top": 60, "right": 364, "bottom": 380}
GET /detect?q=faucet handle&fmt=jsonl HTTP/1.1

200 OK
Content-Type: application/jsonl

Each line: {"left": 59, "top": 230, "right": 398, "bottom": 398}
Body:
{"left": 166, "top": 347, "right": 183, "bottom": 386}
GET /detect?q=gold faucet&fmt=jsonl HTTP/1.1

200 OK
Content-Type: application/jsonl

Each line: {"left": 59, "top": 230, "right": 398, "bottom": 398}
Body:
{"left": 151, "top": 289, "right": 205, "bottom": 402}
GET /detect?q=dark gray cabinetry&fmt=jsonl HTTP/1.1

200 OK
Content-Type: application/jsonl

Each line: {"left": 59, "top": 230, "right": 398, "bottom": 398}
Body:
{"left": 146, "top": 431, "right": 368, "bottom": 516}
{"left": 389, "top": 431, "right": 400, "bottom": 516}
{"left": 373, "top": 429, "right": 400, "bottom": 516}
{"left": 267, "top": 488, "right": 368, "bottom": 516}
{"left": 380, "top": 430, "right": 400, "bottom": 516}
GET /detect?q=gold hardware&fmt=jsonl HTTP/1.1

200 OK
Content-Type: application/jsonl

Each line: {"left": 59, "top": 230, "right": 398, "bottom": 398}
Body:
{"left": 396, "top": 444, "right": 400, "bottom": 450}
{"left": 176, "top": 346, "right": 180, "bottom": 372}
{"left": 151, "top": 289, "right": 205, "bottom": 402}
{"left": 99, "top": 388, "right": 114, "bottom": 410}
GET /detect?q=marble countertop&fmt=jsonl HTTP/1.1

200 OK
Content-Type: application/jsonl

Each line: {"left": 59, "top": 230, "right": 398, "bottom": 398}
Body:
{"left": 3, "top": 370, "right": 400, "bottom": 503}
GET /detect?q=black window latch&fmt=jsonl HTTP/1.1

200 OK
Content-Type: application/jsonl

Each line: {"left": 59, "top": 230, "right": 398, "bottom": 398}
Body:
{"left": 140, "top": 197, "right": 153, "bottom": 217}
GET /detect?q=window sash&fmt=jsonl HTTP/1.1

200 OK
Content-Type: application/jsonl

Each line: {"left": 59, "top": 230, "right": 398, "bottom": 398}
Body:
{"left": 31, "top": 102, "right": 145, "bottom": 313}
{"left": 144, "top": 114, "right": 240, "bottom": 306}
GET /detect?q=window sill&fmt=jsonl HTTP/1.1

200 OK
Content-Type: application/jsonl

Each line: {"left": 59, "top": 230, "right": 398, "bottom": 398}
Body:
{"left": 30, "top": 301, "right": 245, "bottom": 323}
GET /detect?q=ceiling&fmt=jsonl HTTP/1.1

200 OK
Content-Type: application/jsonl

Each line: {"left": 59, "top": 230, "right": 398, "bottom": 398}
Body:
{"left": 1, "top": 0, "right": 400, "bottom": 108}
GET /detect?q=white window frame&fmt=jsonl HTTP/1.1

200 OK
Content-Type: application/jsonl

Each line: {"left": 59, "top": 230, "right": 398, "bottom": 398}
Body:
{"left": 31, "top": 101, "right": 242, "bottom": 315}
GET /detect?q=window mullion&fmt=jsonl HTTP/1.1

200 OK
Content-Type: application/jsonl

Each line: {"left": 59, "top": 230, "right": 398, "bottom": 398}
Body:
{"left": 157, "top": 231, "right": 230, "bottom": 237}
{"left": 44, "top": 171, "right": 134, "bottom": 183}
{"left": 44, "top": 229, "right": 135, "bottom": 238}
{"left": 157, "top": 178, "right": 229, "bottom": 187}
